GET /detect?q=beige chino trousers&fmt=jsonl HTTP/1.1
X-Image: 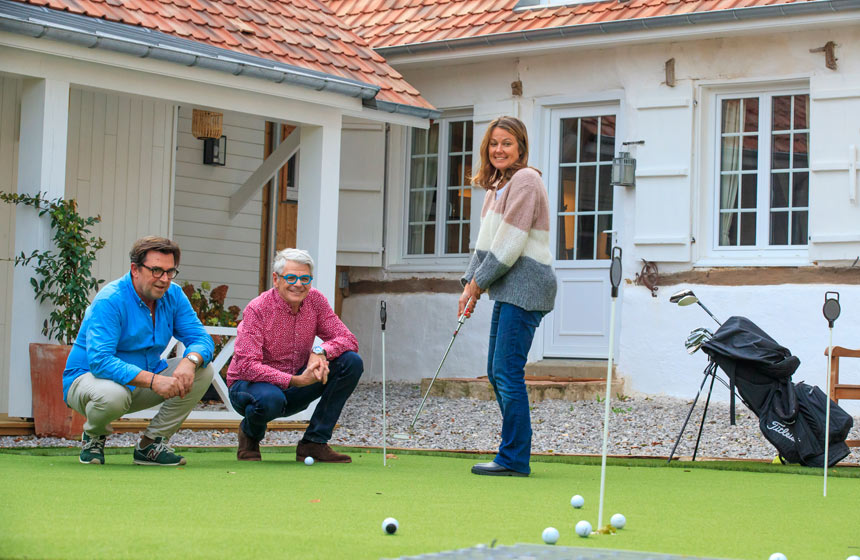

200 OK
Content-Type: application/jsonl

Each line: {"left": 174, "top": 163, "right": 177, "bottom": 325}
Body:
{"left": 66, "top": 357, "right": 215, "bottom": 440}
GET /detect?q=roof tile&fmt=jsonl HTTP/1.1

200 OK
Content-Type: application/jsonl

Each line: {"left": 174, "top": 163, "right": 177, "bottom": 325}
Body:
{"left": 328, "top": 0, "right": 818, "bottom": 50}
{"left": 10, "top": 0, "right": 434, "bottom": 109}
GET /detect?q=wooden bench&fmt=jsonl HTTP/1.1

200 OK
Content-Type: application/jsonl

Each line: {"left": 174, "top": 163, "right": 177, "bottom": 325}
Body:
{"left": 824, "top": 346, "right": 860, "bottom": 447}
{"left": 123, "top": 326, "right": 316, "bottom": 424}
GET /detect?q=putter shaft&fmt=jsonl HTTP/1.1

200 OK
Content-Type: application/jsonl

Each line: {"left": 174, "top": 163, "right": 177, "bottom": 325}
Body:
{"left": 407, "top": 299, "right": 472, "bottom": 432}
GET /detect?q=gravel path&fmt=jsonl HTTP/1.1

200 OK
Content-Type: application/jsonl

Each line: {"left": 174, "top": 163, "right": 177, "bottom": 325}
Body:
{"left": 2, "top": 381, "right": 859, "bottom": 464}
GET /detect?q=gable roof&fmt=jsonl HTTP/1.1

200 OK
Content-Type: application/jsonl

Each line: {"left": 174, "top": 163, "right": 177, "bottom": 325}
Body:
{"left": 328, "top": 0, "right": 850, "bottom": 53}
{"left": 1, "top": 0, "right": 435, "bottom": 115}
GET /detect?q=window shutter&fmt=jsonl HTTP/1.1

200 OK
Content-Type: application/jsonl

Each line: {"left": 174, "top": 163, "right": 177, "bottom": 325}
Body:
{"left": 631, "top": 88, "right": 693, "bottom": 262}
{"left": 336, "top": 120, "right": 385, "bottom": 266}
{"left": 808, "top": 83, "right": 860, "bottom": 261}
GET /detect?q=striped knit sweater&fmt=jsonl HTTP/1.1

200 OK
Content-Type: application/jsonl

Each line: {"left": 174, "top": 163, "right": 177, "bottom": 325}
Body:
{"left": 461, "top": 167, "right": 557, "bottom": 312}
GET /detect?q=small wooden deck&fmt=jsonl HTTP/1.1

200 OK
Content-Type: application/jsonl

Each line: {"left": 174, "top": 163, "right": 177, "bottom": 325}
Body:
{"left": 0, "top": 415, "right": 306, "bottom": 437}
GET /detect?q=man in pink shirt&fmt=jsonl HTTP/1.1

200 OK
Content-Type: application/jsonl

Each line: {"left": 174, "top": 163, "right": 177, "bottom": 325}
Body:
{"left": 227, "top": 248, "right": 362, "bottom": 463}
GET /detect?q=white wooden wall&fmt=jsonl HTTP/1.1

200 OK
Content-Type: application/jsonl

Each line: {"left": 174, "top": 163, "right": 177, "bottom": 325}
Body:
{"left": 172, "top": 106, "right": 264, "bottom": 310}
{"left": 65, "top": 88, "right": 175, "bottom": 283}
{"left": 0, "top": 76, "right": 22, "bottom": 414}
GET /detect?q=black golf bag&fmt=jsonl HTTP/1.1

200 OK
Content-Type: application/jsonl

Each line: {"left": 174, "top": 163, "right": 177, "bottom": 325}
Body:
{"left": 701, "top": 316, "right": 853, "bottom": 467}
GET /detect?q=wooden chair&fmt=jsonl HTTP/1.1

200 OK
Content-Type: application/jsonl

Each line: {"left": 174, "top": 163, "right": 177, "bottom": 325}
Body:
{"left": 123, "top": 326, "right": 317, "bottom": 423}
{"left": 824, "top": 346, "right": 860, "bottom": 447}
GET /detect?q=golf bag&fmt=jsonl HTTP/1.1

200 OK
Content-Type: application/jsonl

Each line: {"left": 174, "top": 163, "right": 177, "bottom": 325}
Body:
{"left": 701, "top": 316, "right": 853, "bottom": 467}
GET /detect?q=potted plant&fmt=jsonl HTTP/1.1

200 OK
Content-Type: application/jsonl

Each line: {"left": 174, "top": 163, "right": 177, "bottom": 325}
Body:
{"left": 1, "top": 191, "right": 105, "bottom": 438}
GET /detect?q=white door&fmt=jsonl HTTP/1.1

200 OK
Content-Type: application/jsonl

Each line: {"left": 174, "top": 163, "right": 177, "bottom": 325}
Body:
{"left": 543, "top": 106, "right": 618, "bottom": 358}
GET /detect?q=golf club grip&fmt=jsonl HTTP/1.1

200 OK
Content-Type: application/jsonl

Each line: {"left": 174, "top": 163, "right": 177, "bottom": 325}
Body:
{"left": 380, "top": 300, "right": 387, "bottom": 330}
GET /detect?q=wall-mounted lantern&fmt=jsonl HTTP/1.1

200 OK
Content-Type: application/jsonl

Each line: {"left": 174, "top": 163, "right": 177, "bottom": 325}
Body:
{"left": 203, "top": 136, "right": 227, "bottom": 166}
{"left": 192, "top": 108, "right": 226, "bottom": 166}
{"left": 611, "top": 151, "right": 636, "bottom": 187}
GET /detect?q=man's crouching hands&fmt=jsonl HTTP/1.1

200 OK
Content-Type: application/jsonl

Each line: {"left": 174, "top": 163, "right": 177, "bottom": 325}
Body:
{"left": 133, "top": 368, "right": 190, "bottom": 399}
{"left": 290, "top": 353, "right": 329, "bottom": 387}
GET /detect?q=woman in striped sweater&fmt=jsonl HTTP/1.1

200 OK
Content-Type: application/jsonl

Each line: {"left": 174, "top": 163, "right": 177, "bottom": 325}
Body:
{"left": 460, "top": 116, "right": 557, "bottom": 477}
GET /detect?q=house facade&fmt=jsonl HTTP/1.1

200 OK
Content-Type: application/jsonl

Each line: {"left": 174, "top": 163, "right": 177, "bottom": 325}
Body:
{"left": 2, "top": 0, "right": 860, "bottom": 419}
{"left": 0, "top": 0, "right": 436, "bottom": 418}
{"left": 329, "top": 0, "right": 860, "bottom": 415}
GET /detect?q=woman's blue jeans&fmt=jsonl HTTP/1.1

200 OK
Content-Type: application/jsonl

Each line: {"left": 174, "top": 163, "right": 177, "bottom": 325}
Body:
{"left": 228, "top": 351, "right": 363, "bottom": 443}
{"left": 487, "top": 301, "right": 544, "bottom": 474}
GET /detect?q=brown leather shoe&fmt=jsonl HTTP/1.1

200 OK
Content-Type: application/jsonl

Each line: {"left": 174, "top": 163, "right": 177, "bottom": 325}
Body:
{"left": 237, "top": 431, "right": 261, "bottom": 461}
{"left": 296, "top": 440, "right": 351, "bottom": 463}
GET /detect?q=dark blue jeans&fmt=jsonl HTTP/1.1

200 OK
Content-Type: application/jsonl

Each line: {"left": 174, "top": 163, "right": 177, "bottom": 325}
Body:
{"left": 487, "top": 301, "right": 544, "bottom": 474}
{"left": 228, "top": 351, "right": 363, "bottom": 443}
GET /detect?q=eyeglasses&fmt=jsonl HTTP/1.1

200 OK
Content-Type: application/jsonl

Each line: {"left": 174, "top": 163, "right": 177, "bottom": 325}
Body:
{"left": 139, "top": 264, "right": 179, "bottom": 279}
{"left": 280, "top": 274, "right": 313, "bottom": 285}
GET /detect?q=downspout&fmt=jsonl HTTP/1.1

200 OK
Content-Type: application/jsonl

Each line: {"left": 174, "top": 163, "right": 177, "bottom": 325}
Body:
{"left": 381, "top": 123, "right": 390, "bottom": 263}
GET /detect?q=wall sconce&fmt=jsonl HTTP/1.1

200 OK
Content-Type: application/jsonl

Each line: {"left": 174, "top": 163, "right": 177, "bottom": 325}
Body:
{"left": 611, "top": 151, "right": 636, "bottom": 187}
{"left": 203, "top": 135, "right": 227, "bottom": 166}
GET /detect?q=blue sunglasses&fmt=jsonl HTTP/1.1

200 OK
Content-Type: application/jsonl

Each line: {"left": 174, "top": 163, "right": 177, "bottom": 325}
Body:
{"left": 280, "top": 274, "right": 313, "bottom": 285}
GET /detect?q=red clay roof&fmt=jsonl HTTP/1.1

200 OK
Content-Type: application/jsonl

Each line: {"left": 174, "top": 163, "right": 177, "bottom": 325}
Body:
{"left": 13, "top": 0, "right": 433, "bottom": 110}
{"left": 327, "top": 0, "right": 819, "bottom": 49}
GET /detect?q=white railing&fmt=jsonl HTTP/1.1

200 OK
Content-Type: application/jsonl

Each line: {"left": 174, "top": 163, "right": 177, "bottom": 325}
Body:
{"left": 122, "top": 325, "right": 317, "bottom": 421}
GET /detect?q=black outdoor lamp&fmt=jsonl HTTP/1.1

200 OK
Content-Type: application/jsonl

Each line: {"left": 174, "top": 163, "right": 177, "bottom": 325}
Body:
{"left": 203, "top": 135, "right": 227, "bottom": 166}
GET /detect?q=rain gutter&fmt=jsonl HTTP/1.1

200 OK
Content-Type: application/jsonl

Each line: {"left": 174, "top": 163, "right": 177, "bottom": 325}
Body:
{"left": 376, "top": 0, "right": 860, "bottom": 57}
{"left": 0, "top": 0, "right": 439, "bottom": 119}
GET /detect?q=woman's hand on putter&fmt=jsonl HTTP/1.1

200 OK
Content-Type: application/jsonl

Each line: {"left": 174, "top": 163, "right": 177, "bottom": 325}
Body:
{"left": 459, "top": 280, "right": 482, "bottom": 317}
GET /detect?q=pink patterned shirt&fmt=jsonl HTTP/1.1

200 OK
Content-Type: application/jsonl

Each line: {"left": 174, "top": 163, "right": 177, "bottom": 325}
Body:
{"left": 226, "top": 287, "right": 358, "bottom": 389}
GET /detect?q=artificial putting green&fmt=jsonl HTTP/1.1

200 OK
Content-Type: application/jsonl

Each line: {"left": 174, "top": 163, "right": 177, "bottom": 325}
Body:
{"left": 0, "top": 448, "right": 857, "bottom": 560}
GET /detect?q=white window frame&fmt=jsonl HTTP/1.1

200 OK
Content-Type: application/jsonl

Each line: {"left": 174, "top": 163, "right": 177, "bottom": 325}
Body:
{"left": 698, "top": 82, "right": 811, "bottom": 266}
{"left": 400, "top": 112, "right": 474, "bottom": 265}
{"left": 545, "top": 104, "right": 620, "bottom": 271}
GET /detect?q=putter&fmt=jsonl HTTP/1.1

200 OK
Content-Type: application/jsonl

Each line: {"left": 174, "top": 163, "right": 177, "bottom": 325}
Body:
{"left": 380, "top": 300, "right": 387, "bottom": 466}
{"left": 393, "top": 296, "right": 474, "bottom": 440}
{"left": 598, "top": 246, "right": 622, "bottom": 532}
{"left": 669, "top": 288, "right": 722, "bottom": 326}
{"left": 822, "top": 291, "right": 841, "bottom": 495}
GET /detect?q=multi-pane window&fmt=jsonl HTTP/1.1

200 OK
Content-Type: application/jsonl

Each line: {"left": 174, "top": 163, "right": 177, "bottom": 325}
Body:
{"left": 407, "top": 118, "right": 473, "bottom": 256}
{"left": 717, "top": 93, "right": 809, "bottom": 248}
{"left": 556, "top": 115, "right": 616, "bottom": 260}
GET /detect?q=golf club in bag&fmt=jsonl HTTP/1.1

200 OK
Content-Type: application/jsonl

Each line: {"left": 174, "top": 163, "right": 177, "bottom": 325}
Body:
{"left": 393, "top": 297, "right": 473, "bottom": 440}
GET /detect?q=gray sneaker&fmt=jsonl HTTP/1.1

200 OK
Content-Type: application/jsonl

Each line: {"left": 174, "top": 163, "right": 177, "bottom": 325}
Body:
{"left": 133, "top": 437, "right": 186, "bottom": 466}
{"left": 80, "top": 433, "right": 106, "bottom": 465}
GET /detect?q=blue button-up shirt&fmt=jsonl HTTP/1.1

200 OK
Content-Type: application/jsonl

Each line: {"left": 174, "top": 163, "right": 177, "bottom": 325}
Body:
{"left": 63, "top": 273, "right": 214, "bottom": 401}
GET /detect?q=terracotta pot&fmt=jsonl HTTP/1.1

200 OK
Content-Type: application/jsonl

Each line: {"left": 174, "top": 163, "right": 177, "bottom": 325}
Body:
{"left": 29, "top": 343, "right": 85, "bottom": 439}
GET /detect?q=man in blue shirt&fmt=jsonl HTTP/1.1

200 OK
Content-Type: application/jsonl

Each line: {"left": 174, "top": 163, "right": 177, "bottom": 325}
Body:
{"left": 64, "top": 236, "right": 215, "bottom": 466}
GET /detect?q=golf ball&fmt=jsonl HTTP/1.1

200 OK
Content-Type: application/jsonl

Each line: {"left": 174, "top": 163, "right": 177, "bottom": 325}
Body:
{"left": 610, "top": 513, "right": 626, "bottom": 529}
{"left": 304, "top": 456, "right": 314, "bottom": 465}
{"left": 382, "top": 517, "right": 399, "bottom": 535}
{"left": 847, "top": 557, "right": 860, "bottom": 560}
{"left": 575, "top": 520, "right": 592, "bottom": 538}
{"left": 541, "top": 527, "right": 559, "bottom": 545}
{"left": 768, "top": 554, "right": 787, "bottom": 560}
{"left": 570, "top": 494, "right": 584, "bottom": 508}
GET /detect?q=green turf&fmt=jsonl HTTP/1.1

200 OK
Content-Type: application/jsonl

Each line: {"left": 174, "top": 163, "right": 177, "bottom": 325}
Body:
{"left": 1, "top": 448, "right": 858, "bottom": 560}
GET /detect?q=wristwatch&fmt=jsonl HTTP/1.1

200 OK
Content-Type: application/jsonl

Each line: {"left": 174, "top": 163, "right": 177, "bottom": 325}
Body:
{"left": 312, "top": 345, "right": 327, "bottom": 358}
{"left": 186, "top": 354, "right": 202, "bottom": 369}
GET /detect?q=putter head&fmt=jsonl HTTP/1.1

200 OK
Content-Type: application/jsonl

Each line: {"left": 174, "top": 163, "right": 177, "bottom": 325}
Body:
{"left": 669, "top": 289, "right": 695, "bottom": 304}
